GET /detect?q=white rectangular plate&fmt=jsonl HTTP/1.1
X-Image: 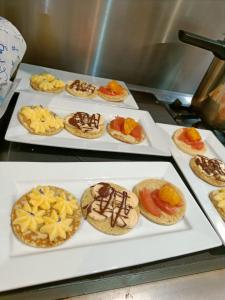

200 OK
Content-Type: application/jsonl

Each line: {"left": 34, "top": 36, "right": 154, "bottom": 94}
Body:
{"left": 0, "top": 161, "right": 221, "bottom": 292}
{"left": 157, "top": 123, "right": 225, "bottom": 244}
{"left": 15, "top": 63, "right": 139, "bottom": 109}
{"left": 5, "top": 91, "right": 170, "bottom": 156}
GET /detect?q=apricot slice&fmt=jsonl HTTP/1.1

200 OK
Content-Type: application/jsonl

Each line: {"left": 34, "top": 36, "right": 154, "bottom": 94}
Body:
{"left": 123, "top": 118, "right": 138, "bottom": 135}
{"left": 158, "top": 184, "right": 181, "bottom": 206}
{"left": 185, "top": 128, "right": 201, "bottom": 142}
{"left": 107, "top": 80, "right": 124, "bottom": 94}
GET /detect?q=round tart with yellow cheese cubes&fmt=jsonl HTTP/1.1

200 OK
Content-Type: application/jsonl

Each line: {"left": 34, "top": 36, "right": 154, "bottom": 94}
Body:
{"left": 30, "top": 73, "right": 65, "bottom": 93}
{"left": 18, "top": 105, "right": 64, "bottom": 135}
{"left": 209, "top": 188, "right": 225, "bottom": 221}
{"left": 11, "top": 186, "right": 81, "bottom": 248}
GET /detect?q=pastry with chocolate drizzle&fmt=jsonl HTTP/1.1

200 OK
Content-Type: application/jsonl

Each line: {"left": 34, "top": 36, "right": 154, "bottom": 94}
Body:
{"left": 81, "top": 182, "right": 140, "bottom": 235}
{"left": 190, "top": 155, "right": 225, "bottom": 187}
{"left": 64, "top": 111, "right": 105, "bottom": 139}
{"left": 65, "top": 79, "right": 97, "bottom": 98}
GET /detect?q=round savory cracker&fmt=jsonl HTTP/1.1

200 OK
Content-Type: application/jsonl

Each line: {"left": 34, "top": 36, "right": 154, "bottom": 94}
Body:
{"left": 209, "top": 189, "right": 225, "bottom": 221}
{"left": 64, "top": 112, "right": 105, "bottom": 139}
{"left": 190, "top": 156, "right": 225, "bottom": 187}
{"left": 65, "top": 80, "right": 97, "bottom": 99}
{"left": 172, "top": 128, "right": 206, "bottom": 156}
{"left": 107, "top": 124, "right": 144, "bottom": 144}
{"left": 81, "top": 182, "right": 140, "bottom": 235}
{"left": 11, "top": 185, "right": 81, "bottom": 248}
{"left": 97, "top": 88, "right": 128, "bottom": 102}
{"left": 18, "top": 105, "right": 64, "bottom": 136}
{"left": 133, "top": 179, "right": 186, "bottom": 225}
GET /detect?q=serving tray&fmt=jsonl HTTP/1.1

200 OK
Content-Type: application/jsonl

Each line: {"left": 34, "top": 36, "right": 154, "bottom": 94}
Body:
{"left": 0, "top": 161, "right": 220, "bottom": 292}
{"left": 5, "top": 91, "right": 170, "bottom": 156}
{"left": 15, "top": 63, "right": 139, "bottom": 109}
{"left": 158, "top": 123, "right": 225, "bottom": 245}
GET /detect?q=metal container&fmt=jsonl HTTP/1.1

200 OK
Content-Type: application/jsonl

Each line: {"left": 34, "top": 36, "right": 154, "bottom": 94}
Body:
{"left": 179, "top": 30, "right": 225, "bottom": 130}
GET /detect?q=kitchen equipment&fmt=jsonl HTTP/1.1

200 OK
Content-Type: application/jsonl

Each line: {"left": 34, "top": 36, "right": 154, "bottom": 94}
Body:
{"left": 178, "top": 30, "right": 225, "bottom": 130}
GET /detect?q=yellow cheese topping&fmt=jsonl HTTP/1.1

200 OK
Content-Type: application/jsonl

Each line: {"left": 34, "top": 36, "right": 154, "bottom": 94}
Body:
{"left": 20, "top": 106, "right": 64, "bottom": 134}
{"left": 30, "top": 73, "right": 65, "bottom": 91}
{"left": 13, "top": 202, "right": 45, "bottom": 232}
{"left": 213, "top": 189, "right": 225, "bottom": 211}
{"left": 13, "top": 186, "right": 78, "bottom": 242}
{"left": 40, "top": 210, "right": 73, "bottom": 241}
{"left": 29, "top": 186, "right": 57, "bottom": 210}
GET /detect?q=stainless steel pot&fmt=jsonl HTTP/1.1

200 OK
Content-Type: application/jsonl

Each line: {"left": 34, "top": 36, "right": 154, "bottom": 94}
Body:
{"left": 179, "top": 30, "right": 225, "bottom": 130}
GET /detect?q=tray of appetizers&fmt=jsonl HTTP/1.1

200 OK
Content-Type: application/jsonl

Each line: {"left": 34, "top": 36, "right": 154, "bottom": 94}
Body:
{"left": 158, "top": 123, "right": 225, "bottom": 244}
{"left": 14, "top": 63, "right": 139, "bottom": 109}
{"left": 5, "top": 91, "right": 170, "bottom": 156}
{"left": 0, "top": 161, "right": 221, "bottom": 292}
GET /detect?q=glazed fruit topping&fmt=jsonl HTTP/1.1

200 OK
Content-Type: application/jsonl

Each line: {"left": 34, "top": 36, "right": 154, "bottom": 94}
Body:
{"left": 139, "top": 184, "right": 182, "bottom": 217}
{"left": 99, "top": 80, "right": 125, "bottom": 96}
{"left": 185, "top": 128, "right": 201, "bottom": 142}
{"left": 110, "top": 116, "right": 143, "bottom": 140}
{"left": 178, "top": 128, "right": 204, "bottom": 150}
{"left": 158, "top": 184, "right": 182, "bottom": 206}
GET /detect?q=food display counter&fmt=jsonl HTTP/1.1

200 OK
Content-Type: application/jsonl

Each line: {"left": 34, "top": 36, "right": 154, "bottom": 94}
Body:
{"left": 0, "top": 84, "right": 225, "bottom": 299}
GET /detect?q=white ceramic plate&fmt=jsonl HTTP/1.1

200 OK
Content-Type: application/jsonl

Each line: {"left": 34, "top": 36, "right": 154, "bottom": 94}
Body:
{"left": 0, "top": 161, "right": 221, "bottom": 292}
{"left": 5, "top": 91, "right": 170, "bottom": 157}
{"left": 157, "top": 123, "right": 225, "bottom": 244}
{"left": 15, "top": 63, "right": 139, "bottom": 109}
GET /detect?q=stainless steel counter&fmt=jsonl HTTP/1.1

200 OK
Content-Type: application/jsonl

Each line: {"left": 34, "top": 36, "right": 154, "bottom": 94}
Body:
{"left": 69, "top": 269, "right": 225, "bottom": 300}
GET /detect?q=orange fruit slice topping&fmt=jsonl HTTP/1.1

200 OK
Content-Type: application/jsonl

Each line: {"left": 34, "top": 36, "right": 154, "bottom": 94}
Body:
{"left": 123, "top": 118, "right": 138, "bottom": 135}
{"left": 158, "top": 184, "right": 182, "bottom": 206}
{"left": 185, "top": 128, "right": 201, "bottom": 142}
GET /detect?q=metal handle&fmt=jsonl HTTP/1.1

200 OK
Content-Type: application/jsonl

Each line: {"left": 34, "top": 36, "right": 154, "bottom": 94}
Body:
{"left": 178, "top": 30, "right": 225, "bottom": 60}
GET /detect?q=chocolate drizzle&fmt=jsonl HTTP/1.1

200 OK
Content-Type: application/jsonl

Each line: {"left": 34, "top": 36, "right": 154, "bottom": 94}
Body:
{"left": 68, "top": 112, "right": 101, "bottom": 132}
{"left": 83, "top": 183, "right": 133, "bottom": 228}
{"left": 195, "top": 155, "right": 225, "bottom": 182}
{"left": 69, "top": 80, "right": 96, "bottom": 94}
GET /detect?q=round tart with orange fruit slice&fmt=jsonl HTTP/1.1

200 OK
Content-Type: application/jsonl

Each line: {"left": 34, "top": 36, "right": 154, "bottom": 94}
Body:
{"left": 133, "top": 179, "right": 186, "bottom": 225}
{"left": 107, "top": 116, "right": 145, "bottom": 144}
{"left": 98, "top": 80, "right": 128, "bottom": 102}
{"left": 11, "top": 185, "right": 81, "bottom": 248}
{"left": 172, "top": 127, "right": 206, "bottom": 155}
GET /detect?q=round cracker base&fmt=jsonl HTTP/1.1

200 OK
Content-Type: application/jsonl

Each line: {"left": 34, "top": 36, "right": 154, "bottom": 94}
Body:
{"left": 97, "top": 89, "right": 128, "bottom": 102}
{"left": 30, "top": 81, "right": 65, "bottom": 94}
{"left": 209, "top": 190, "right": 225, "bottom": 221}
{"left": 107, "top": 124, "right": 144, "bottom": 144}
{"left": 172, "top": 128, "right": 206, "bottom": 156}
{"left": 64, "top": 115, "right": 105, "bottom": 139}
{"left": 11, "top": 186, "right": 82, "bottom": 248}
{"left": 133, "top": 179, "right": 186, "bottom": 225}
{"left": 190, "top": 158, "right": 225, "bottom": 187}
{"left": 81, "top": 183, "right": 140, "bottom": 235}
{"left": 65, "top": 84, "right": 97, "bottom": 99}
{"left": 18, "top": 111, "right": 64, "bottom": 136}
